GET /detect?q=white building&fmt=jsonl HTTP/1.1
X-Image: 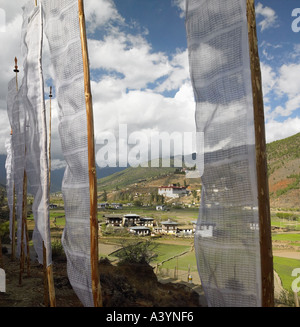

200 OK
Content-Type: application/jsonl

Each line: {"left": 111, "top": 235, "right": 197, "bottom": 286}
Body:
{"left": 158, "top": 184, "right": 187, "bottom": 198}
{"left": 156, "top": 205, "right": 167, "bottom": 211}
{"left": 129, "top": 226, "right": 151, "bottom": 236}
{"left": 139, "top": 217, "right": 154, "bottom": 227}
{"left": 123, "top": 214, "right": 140, "bottom": 226}
{"left": 161, "top": 219, "right": 178, "bottom": 235}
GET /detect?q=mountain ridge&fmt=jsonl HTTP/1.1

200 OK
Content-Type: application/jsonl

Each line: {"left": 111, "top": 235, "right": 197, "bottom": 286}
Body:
{"left": 0, "top": 132, "right": 299, "bottom": 208}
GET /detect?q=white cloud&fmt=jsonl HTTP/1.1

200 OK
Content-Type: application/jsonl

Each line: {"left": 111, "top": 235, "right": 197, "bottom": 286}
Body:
{"left": 155, "top": 49, "right": 190, "bottom": 93}
{"left": 172, "top": 0, "right": 186, "bottom": 18}
{"left": 88, "top": 32, "right": 172, "bottom": 90}
{"left": 265, "top": 117, "right": 300, "bottom": 144}
{"left": 85, "top": 0, "right": 124, "bottom": 33}
{"left": 50, "top": 159, "right": 66, "bottom": 170}
{"left": 276, "top": 63, "right": 300, "bottom": 97}
{"left": 255, "top": 3, "right": 279, "bottom": 32}
{"left": 260, "top": 62, "right": 277, "bottom": 101}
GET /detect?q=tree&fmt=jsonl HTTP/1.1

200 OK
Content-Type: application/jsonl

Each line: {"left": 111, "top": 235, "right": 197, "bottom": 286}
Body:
{"left": 115, "top": 239, "right": 158, "bottom": 265}
{"left": 103, "top": 190, "right": 107, "bottom": 202}
{"left": 191, "top": 190, "right": 197, "bottom": 199}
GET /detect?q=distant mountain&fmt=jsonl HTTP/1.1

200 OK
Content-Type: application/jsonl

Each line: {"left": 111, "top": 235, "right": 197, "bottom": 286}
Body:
{"left": 96, "top": 132, "right": 300, "bottom": 209}
{"left": 0, "top": 132, "right": 299, "bottom": 208}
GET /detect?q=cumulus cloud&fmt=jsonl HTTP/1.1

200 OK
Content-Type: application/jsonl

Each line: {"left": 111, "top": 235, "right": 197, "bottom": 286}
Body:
{"left": 0, "top": 0, "right": 298, "bottom": 163}
{"left": 265, "top": 117, "right": 300, "bottom": 143}
{"left": 255, "top": 3, "right": 279, "bottom": 32}
{"left": 88, "top": 32, "right": 171, "bottom": 90}
{"left": 172, "top": 0, "right": 186, "bottom": 18}
{"left": 85, "top": 0, "right": 124, "bottom": 34}
{"left": 275, "top": 63, "right": 300, "bottom": 97}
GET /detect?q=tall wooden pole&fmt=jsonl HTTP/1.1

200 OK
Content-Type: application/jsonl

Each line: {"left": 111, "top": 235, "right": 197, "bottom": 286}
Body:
{"left": 246, "top": 0, "right": 274, "bottom": 307}
{"left": 48, "top": 86, "right": 52, "bottom": 195}
{"left": 11, "top": 58, "right": 19, "bottom": 261}
{"left": 78, "top": 0, "right": 102, "bottom": 307}
{"left": 19, "top": 171, "right": 27, "bottom": 285}
{"left": 45, "top": 85, "right": 56, "bottom": 307}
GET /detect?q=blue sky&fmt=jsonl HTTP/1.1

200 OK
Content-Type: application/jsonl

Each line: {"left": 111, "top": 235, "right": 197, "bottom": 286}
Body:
{"left": 85, "top": 0, "right": 300, "bottom": 147}
{"left": 0, "top": 0, "right": 299, "bottom": 167}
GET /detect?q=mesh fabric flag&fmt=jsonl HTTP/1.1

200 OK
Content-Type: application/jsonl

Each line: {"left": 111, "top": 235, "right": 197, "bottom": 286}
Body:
{"left": 6, "top": 77, "right": 17, "bottom": 242}
{"left": 5, "top": 136, "right": 14, "bottom": 241}
{"left": 43, "top": 0, "right": 95, "bottom": 307}
{"left": 21, "top": 1, "right": 52, "bottom": 266}
{"left": 185, "top": 0, "right": 261, "bottom": 306}
{"left": 10, "top": 82, "right": 27, "bottom": 259}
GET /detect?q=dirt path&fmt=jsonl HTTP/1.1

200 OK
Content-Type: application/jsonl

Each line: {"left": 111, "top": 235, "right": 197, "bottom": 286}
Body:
{"left": 273, "top": 250, "right": 300, "bottom": 260}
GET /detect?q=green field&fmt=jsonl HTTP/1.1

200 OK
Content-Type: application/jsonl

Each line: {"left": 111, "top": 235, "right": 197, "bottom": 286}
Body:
{"left": 153, "top": 243, "right": 191, "bottom": 263}
{"left": 272, "top": 233, "right": 300, "bottom": 242}
{"left": 160, "top": 250, "right": 198, "bottom": 272}
{"left": 33, "top": 207, "right": 300, "bottom": 296}
{"left": 273, "top": 256, "right": 300, "bottom": 292}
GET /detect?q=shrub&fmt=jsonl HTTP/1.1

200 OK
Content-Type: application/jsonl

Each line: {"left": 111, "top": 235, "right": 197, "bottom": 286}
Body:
{"left": 0, "top": 221, "right": 11, "bottom": 244}
{"left": 51, "top": 239, "right": 65, "bottom": 258}
{"left": 115, "top": 239, "right": 158, "bottom": 265}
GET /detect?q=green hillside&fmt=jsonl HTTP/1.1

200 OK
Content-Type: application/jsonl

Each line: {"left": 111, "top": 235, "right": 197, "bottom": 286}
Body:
{"left": 97, "top": 165, "right": 177, "bottom": 192}
{"left": 97, "top": 132, "right": 300, "bottom": 209}
{"left": 266, "top": 132, "right": 300, "bottom": 208}
{"left": 267, "top": 132, "right": 300, "bottom": 172}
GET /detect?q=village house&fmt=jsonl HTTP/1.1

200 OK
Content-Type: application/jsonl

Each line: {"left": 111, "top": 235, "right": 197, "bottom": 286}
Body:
{"left": 138, "top": 217, "right": 154, "bottom": 227}
{"left": 158, "top": 184, "right": 188, "bottom": 198}
{"left": 105, "top": 215, "right": 123, "bottom": 227}
{"left": 156, "top": 205, "right": 167, "bottom": 211}
{"left": 98, "top": 202, "right": 109, "bottom": 209}
{"left": 153, "top": 226, "right": 162, "bottom": 234}
{"left": 123, "top": 213, "right": 140, "bottom": 227}
{"left": 161, "top": 219, "right": 178, "bottom": 235}
{"left": 111, "top": 203, "right": 123, "bottom": 209}
{"left": 177, "top": 225, "right": 194, "bottom": 237}
{"left": 129, "top": 226, "right": 151, "bottom": 236}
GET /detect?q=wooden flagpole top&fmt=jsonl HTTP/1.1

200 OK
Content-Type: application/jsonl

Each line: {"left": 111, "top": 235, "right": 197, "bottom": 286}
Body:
{"left": 13, "top": 57, "right": 19, "bottom": 73}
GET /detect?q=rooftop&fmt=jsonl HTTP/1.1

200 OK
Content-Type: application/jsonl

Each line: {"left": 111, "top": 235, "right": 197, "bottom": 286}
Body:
{"left": 161, "top": 219, "right": 178, "bottom": 225}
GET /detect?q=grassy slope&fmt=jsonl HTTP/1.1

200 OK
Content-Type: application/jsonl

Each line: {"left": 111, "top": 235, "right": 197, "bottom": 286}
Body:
{"left": 97, "top": 165, "right": 177, "bottom": 191}
{"left": 267, "top": 132, "right": 300, "bottom": 208}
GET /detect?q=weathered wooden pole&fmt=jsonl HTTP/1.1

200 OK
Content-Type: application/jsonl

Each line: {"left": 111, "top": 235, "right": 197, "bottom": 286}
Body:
{"left": 48, "top": 86, "right": 52, "bottom": 195}
{"left": 19, "top": 170, "right": 27, "bottom": 285}
{"left": 43, "top": 86, "right": 53, "bottom": 306}
{"left": 11, "top": 58, "right": 19, "bottom": 261}
{"left": 78, "top": 0, "right": 102, "bottom": 307}
{"left": 44, "top": 85, "right": 56, "bottom": 307}
{"left": 246, "top": 0, "right": 274, "bottom": 307}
